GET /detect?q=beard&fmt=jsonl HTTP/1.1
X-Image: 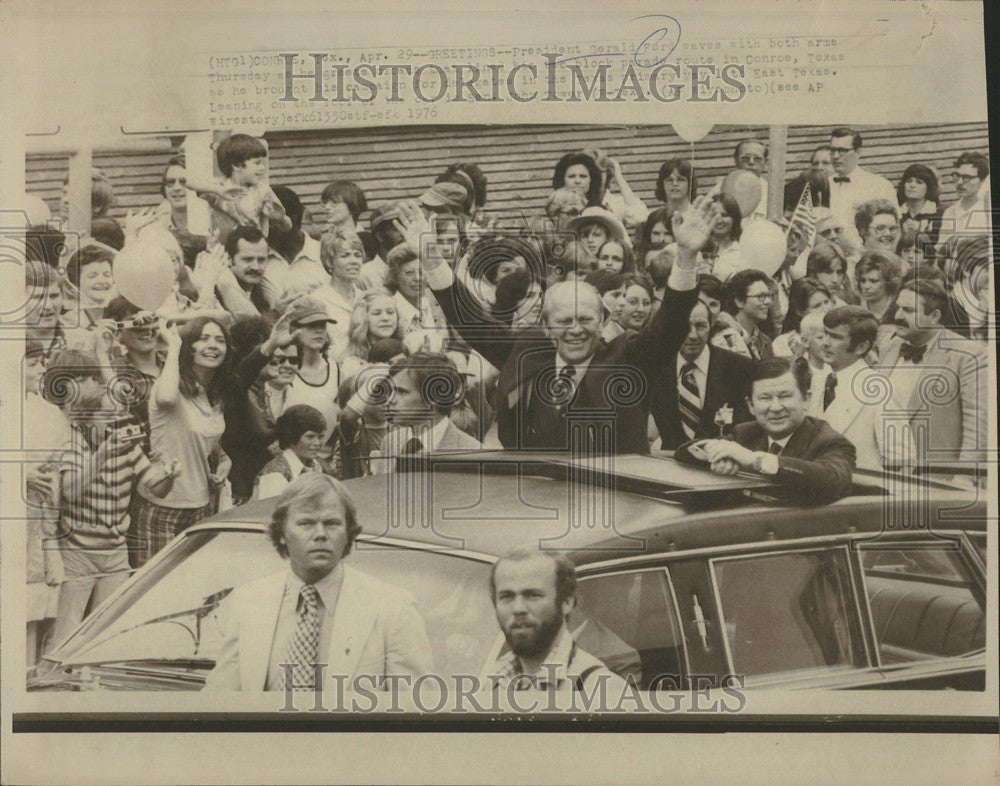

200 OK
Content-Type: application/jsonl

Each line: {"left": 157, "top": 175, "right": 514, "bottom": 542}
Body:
{"left": 503, "top": 608, "right": 564, "bottom": 659}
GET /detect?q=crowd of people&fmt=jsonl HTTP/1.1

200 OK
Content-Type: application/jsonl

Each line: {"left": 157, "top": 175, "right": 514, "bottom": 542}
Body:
{"left": 21, "top": 127, "right": 992, "bottom": 678}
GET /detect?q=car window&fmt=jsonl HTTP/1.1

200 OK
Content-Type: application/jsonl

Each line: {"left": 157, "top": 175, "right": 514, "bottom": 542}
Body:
{"left": 59, "top": 530, "right": 498, "bottom": 681}
{"left": 860, "top": 546, "right": 985, "bottom": 664}
{"left": 712, "top": 549, "right": 868, "bottom": 679}
{"left": 570, "top": 568, "right": 686, "bottom": 690}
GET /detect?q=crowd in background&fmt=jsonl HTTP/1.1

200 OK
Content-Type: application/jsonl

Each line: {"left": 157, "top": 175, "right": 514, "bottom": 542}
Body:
{"left": 21, "top": 127, "right": 992, "bottom": 668}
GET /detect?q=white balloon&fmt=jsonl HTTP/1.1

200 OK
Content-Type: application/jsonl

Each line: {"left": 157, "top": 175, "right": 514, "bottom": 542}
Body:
{"left": 113, "top": 242, "right": 176, "bottom": 311}
{"left": 672, "top": 120, "right": 714, "bottom": 144}
{"left": 739, "top": 221, "right": 786, "bottom": 277}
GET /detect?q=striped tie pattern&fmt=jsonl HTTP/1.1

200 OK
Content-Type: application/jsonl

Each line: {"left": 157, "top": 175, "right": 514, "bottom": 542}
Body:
{"left": 282, "top": 584, "right": 320, "bottom": 692}
{"left": 678, "top": 362, "right": 702, "bottom": 440}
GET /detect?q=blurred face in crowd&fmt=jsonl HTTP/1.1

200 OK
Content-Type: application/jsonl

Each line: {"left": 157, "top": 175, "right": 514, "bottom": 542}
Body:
{"left": 494, "top": 256, "right": 525, "bottom": 285}
{"left": 829, "top": 134, "right": 859, "bottom": 176}
{"left": 512, "top": 284, "right": 544, "bottom": 329}
{"left": 297, "top": 323, "right": 329, "bottom": 354}
{"left": 679, "top": 301, "right": 712, "bottom": 362}
{"left": 602, "top": 285, "right": 625, "bottom": 323}
{"left": 232, "top": 156, "right": 267, "bottom": 187}
{"left": 367, "top": 294, "right": 398, "bottom": 339}
{"left": 386, "top": 368, "right": 437, "bottom": 428}
{"left": 230, "top": 238, "right": 269, "bottom": 288}
{"left": 267, "top": 345, "right": 300, "bottom": 389}
{"left": 737, "top": 280, "right": 773, "bottom": 325}
{"left": 163, "top": 165, "right": 188, "bottom": 210}
{"left": 329, "top": 242, "right": 364, "bottom": 283}
{"left": 864, "top": 213, "right": 900, "bottom": 252}
{"left": 618, "top": 284, "right": 653, "bottom": 330}
{"left": 806, "top": 289, "right": 832, "bottom": 316}
{"left": 543, "top": 285, "right": 604, "bottom": 364}
{"left": 649, "top": 221, "right": 672, "bottom": 249}
{"left": 563, "top": 164, "right": 591, "bottom": 196}
{"left": 786, "top": 225, "right": 806, "bottom": 261}
{"left": 799, "top": 318, "right": 827, "bottom": 365}
{"left": 192, "top": 321, "right": 227, "bottom": 370}
{"left": 698, "top": 290, "right": 722, "bottom": 319}
{"left": 580, "top": 223, "right": 608, "bottom": 255}
{"left": 814, "top": 260, "right": 845, "bottom": 293}
{"left": 660, "top": 170, "right": 689, "bottom": 203}
{"left": 597, "top": 242, "right": 626, "bottom": 274}
{"left": 819, "top": 322, "right": 868, "bottom": 372}
{"left": 282, "top": 490, "right": 349, "bottom": 584}
{"left": 737, "top": 142, "right": 767, "bottom": 177}
{"left": 290, "top": 426, "right": 324, "bottom": 464}
{"left": 26, "top": 282, "right": 62, "bottom": 329}
{"left": 817, "top": 218, "right": 847, "bottom": 250}
{"left": 118, "top": 316, "right": 159, "bottom": 356}
{"left": 712, "top": 210, "right": 735, "bottom": 241}
{"left": 858, "top": 269, "right": 888, "bottom": 304}
{"left": 811, "top": 148, "right": 833, "bottom": 176}
{"left": 324, "top": 196, "right": 352, "bottom": 226}
{"left": 24, "top": 352, "right": 46, "bottom": 395}
{"left": 902, "top": 176, "right": 928, "bottom": 203}
{"left": 79, "top": 261, "right": 114, "bottom": 307}
{"left": 900, "top": 244, "right": 923, "bottom": 268}
{"left": 548, "top": 190, "right": 587, "bottom": 231}
{"left": 954, "top": 164, "right": 982, "bottom": 202}
{"left": 749, "top": 370, "right": 807, "bottom": 440}
{"left": 493, "top": 555, "right": 570, "bottom": 659}
{"left": 893, "top": 288, "right": 941, "bottom": 344}
{"left": 395, "top": 259, "right": 422, "bottom": 303}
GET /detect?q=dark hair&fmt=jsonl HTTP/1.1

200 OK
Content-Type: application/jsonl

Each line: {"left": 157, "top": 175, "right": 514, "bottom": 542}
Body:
{"left": 61, "top": 168, "right": 115, "bottom": 217}
{"left": 551, "top": 153, "right": 603, "bottom": 207}
{"left": 855, "top": 250, "right": 903, "bottom": 297}
{"left": 216, "top": 134, "right": 267, "bottom": 178}
{"left": 545, "top": 236, "right": 595, "bottom": 280}
{"left": 854, "top": 199, "right": 899, "bottom": 240}
{"left": 636, "top": 206, "right": 674, "bottom": 264}
{"left": 896, "top": 164, "right": 940, "bottom": 205}
{"left": 388, "top": 352, "right": 465, "bottom": 415}
{"left": 619, "top": 272, "right": 655, "bottom": 299}
{"left": 467, "top": 235, "right": 539, "bottom": 285}
{"left": 102, "top": 295, "right": 142, "bottom": 323}
{"left": 901, "top": 262, "right": 947, "bottom": 288}
{"left": 954, "top": 151, "right": 990, "bottom": 179}
{"left": 725, "top": 268, "right": 772, "bottom": 313}
{"left": 436, "top": 164, "right": 487, "bottom": 211}
{"left": 595, "top": 239, "right": 635, "bottom": 274}
{"left": 654, "top": 158, "right": 696, "bottom": 203}
{"left": 831, "top": 127, "right": 861, "bottom": 150}
{"left": 90, "top": 218, "right": 125, "bottom": 251}
{"left": 41, "top": 349, "right": 103, "bottom": 406}
{"left": 751, "top": 356, "right": 811, "bottom": 398}
{"left": 490, "top": 547, "right": 577, "bottom": 608}
{"left": 823, "top": 305, "right": 878, "bottom": 355}
{"left": 697, "top": 274, "right": 725, "bottom": 303}
{"left": 368, "top": 337, "right": 408, "bottom": 364}
{"left": 229, "top": 315, "right": 271, "bottom": 363}
{"left": 160, "top": 156, "right": 186, "bottom": 198}
{"left": 224, "top": 224, "right": 268, "bottom": 259}
{"left": 268, "top": 474, "right": 362, "bottom": 559}
{"left": 811, "top": 144, "right": 830, "bottom": 162}
{"left": 25, "top": 257, "right": 60, "bottom": 290}
{"left": 784, "top": 170, "right": 831, "bottom": 213}
{"left": 782, "top": 277, "right": 831, "bottom": 334}
{"left": 713, "top": 192, "right": 744, "bottom": 241}
{"left": 271, "top": 184, "right": 304, "bottom": 228}
{"left": 806, "top": 241, "right": 848, "bottom": 278}
{"left": 492, "top": 267, "right": 536, "bottom": 324}
{"left": 321, "top": 180, "right": 368, "bottom": 223}
{"left": 899, "top": 278, "right": 950, "bottom": 321}
{"left": 65, "top": 245, "right": 114, "bottom": 287}
{"left": 584, "top": 268, "right": 626, "bottom": 296}
{"left": 949, "top": 234, "right": 991, "bottom": 285}
{"left": 24, "top": 227, "right": 66, "bottom": 267}
{"left": 734, "top": 138, "right": 768, "bottom": 165}
{"left": 275, "top": 404, "right": 327, "bottom": 450}
{"left": 371, "top": 219, "right": 405, "bottom": 259}
{"left": 898, "top": 228, "right": 932, "bottom": 257}
{"left": 177, "top": 316, "right": 234, "bottom": 406}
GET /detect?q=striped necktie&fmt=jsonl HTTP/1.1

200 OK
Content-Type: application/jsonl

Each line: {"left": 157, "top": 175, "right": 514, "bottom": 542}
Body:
{"left": 282, "top": 584, "right": 320, "bottom": 692}
{"left": 678, "top": 361, "right": 702, "bottom": 440}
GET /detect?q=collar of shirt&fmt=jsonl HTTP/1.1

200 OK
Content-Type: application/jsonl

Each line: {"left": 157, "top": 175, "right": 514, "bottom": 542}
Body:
{"left": 676, "top": 345, "right": 710, "bottom": 378}
{"left": 492, "top": 626, "right": 577, "bottom": 687}
{"left": 284, "top": 561, "right": 344, "bottom": 620}
{"left": 292, "top": 235, "right": 321, "bottom": 266}
{"left": 410, "top": 416, "right": 452, "bottom": 451}
{"left": 769, "top": 433, "right": 793, "bottom": 451}
{"left": 281, "top": 447, "right": 313, "bottom": 477}
{"left": 554, "top": 354, "right": 593, "bottom": 379}
{"left": 394, "top": 290, "right": 422, "bottom": 327}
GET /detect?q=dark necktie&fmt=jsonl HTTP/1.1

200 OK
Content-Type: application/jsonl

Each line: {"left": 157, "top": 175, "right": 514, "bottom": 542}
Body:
{"left": 823, "top": 372, "right": 837, "bottom": 411}
{"left": 402, "top": 436, "right": 424, "bottom": 454}
{"left": 283, "top": 584, "right": 320, "bottom": 692}
{"left": 678, "top": 362, "right": 702, "bottom": 440}
{"left": 556, "top": 364, "right": 577, "bottom": 409}
{"left": 769, "top": 441, "right": 783, "bottom": 455}
{"left": 899, "top": 343, "right": 926, "bottom": 364}
{"left": 833, "top": 176, "right": 851, "bottom": 183}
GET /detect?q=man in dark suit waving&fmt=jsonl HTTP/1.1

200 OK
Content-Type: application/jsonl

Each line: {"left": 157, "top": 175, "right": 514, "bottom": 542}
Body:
{"left": 393, "top": 197, "right": 721, "bottom": 454}
{"left": 675, "top": 357, "right": 856, "bottom": 502}
{"left": 650, "top": 297, "right": 754, "bottom": 450}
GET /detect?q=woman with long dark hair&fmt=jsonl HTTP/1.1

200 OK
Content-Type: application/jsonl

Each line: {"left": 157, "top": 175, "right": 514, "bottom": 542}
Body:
{"left": 772, "top": 277, "right": 833, "bottom": 357}
{"left": 707, "top": 193, "right": 744, "bottom": 281}
{"left": 551, "top": 152, "right": 604, "bottom": 208}
{"left": 896, "top": 163, "right": 942, "bottom": 247}
{"left": 131, "top": 316, "right": 234, "bottom": 566}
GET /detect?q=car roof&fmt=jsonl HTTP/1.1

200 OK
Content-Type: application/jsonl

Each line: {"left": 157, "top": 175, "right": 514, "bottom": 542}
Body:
{"left": 202, "top": 452, "right": 984, "bottom": 564}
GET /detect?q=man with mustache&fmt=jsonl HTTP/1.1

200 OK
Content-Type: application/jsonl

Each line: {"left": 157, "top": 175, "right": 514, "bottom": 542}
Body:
{"left": 489, "top": 547, "right": 626, "bottom": 695}
{"left": 206, "top": 473, "right": 433, "bottom": 691}
{"left": 877, "top": 279, "right": 988, "bottom": 475}
{"left": 216, "top": 225, "right": 272, "bottom": 317}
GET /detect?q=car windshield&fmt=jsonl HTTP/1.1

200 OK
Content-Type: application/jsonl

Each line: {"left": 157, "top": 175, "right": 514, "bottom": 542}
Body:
{"left": 54, "top": 528, "right": 500, "bottom": 680}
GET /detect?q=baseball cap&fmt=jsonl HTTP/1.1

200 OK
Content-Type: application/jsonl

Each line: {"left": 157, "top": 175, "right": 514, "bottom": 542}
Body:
{"left": 285, "top": 295, "right": 337, "bottom": 326}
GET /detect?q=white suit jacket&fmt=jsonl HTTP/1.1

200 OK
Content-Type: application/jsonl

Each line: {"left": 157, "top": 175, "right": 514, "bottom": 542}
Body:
{"left": 204, "top": 565, "right": 434, "bottom": 691}
{"left": 809, "top": 360, "right": 916, "bottom": 471}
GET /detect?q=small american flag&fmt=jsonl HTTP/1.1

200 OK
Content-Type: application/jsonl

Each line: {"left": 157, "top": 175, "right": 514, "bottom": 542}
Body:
{"left": 788, "top": 181, "right": 816, "bottom": 247}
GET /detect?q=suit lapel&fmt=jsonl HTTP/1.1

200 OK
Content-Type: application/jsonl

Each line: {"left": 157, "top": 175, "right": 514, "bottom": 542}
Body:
{"left": 326, "top": 567, "right": 377, "bottom": 678}
{"left": 243, "top": 572, "right": 286, "bottom": 690}
{"left": 699, "top": 351, "right": 728, "bottom": 430}
{"left": 782, "top": 418, "right": 816, "bottom": 458}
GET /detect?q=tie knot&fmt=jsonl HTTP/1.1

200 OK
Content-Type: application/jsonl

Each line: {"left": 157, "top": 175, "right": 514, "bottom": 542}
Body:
{"left": 826, "top": 373, "right": 837, "bottom": 386}
{"left": 900, "top": 342, "right": 926, "bottom": 364}
{"left": 681, "top": 361, "right": 698, "bottom": 376}
{"left": 769, "top": 441, "right": 783, "bottom": 455}
{"left": 558, "top": 364, "right": 577, "bottom": 380}
{"left": 402, "top": 436, "right": 424, "bottom": 454}
{"left": 300, "top": 584, "right": 319, "bottom": 609}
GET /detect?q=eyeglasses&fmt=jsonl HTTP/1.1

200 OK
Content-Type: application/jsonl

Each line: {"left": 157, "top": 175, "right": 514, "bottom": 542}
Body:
{"left": 819, "top": 227, "right": 844, "bottom": 237}
{"left": 828, "top": 146, "right": 855, "bottom": 156}
{"left": 268, "top": 356, "right": 300, "bottom": 367}
{"left": 745, "top": 292, "right": 774, "bottom": 302}
{"left": 738, "top": 154, "right": 765, "bottom": 164}
{"left": 953, "top": 173, "right": 980, "bottom": 183}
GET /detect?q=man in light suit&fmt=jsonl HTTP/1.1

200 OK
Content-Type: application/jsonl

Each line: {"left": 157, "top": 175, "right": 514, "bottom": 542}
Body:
{"left": 675, "top": 357, "right": 857, "bottom": 503}
{"left": 204, "top": 474, "right": 433, "bottom": 691}
{"left": 811, "top": 306, "right": 916, "bottom": 471}
{"left": 373, "top": 352, "right": 482, "bottom": 473}
{"left": 877, "top": 279, "right": 988, "bottom": 472}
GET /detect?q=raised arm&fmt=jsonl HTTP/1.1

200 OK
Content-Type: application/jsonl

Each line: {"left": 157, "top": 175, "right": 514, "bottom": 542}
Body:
{"left": 153, "top": 320, "right": 183, "bottom": 408}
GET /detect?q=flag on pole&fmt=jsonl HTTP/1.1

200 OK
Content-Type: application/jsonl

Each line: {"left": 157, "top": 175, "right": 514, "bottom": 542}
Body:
{"left": 788, "top": 181, "right": 816, "bottom": 247}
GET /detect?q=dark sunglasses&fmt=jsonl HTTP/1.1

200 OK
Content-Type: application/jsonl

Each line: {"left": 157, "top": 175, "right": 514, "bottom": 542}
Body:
{"left": 268, "top": 355, "right": 301, "bottom": 367}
